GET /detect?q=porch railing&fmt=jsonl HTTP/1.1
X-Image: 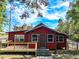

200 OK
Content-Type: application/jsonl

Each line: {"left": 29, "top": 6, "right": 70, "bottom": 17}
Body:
{"left": 0, "top": 40, "right": 37, "bottom": 51}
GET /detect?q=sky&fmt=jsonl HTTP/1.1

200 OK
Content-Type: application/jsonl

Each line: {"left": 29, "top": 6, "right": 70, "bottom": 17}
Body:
{"left": 4, "top": 0, "right": 73, "bottom": 32}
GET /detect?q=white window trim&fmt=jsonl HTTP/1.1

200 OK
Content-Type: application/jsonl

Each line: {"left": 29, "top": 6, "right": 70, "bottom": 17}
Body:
{"left": 47, "top": 34, "right": 54, "bottom": 43}
{"left": 58, "top": 35, "right": 64, "bottom": 43}
{"left": 31, "top": 34, "right": 39, "bottom": 42}
{"left": 14, "top": 35, "right": 24, "bottom": 42}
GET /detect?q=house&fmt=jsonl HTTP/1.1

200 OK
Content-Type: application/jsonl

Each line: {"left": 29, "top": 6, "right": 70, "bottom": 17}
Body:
{"left": 7, "top": 23, "right": 68, "bottom": 50}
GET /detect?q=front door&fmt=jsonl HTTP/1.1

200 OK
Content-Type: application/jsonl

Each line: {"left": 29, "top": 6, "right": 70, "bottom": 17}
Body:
{"left": 38, "top": 34, "right": 47, "bottom": 48}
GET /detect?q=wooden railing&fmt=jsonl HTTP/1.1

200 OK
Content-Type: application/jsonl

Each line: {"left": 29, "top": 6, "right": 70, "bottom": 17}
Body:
{"left": 0, "top": 40, "right": 37, "bottom": 51}
{"left": 8, "top": 42, "right": 37, "bottom": 50}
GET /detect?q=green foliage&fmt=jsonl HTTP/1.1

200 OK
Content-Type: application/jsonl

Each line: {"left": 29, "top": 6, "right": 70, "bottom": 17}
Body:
{"left": 0, "top": 0, "right": 7, "bottom": 32}
{"left": 13, "top": 25, "right": 18, "bottom": 31}
{"left": 57, "top": 1, "right": 79, "bottom": 42}
{"left": 57, "top": 18, "right": 67, "bottom": 33}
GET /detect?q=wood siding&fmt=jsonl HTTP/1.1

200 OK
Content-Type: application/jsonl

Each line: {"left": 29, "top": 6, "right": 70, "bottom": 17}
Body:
{"left": 8, "top": 27, "right": 67, "bottom": 50}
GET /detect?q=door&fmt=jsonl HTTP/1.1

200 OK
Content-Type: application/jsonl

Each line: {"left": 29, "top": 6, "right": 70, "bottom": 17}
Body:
{"left": 38, "top": 34, "right": 47, "bottom": 48}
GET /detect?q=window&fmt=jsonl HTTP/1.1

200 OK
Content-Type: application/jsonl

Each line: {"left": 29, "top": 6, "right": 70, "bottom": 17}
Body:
{"left": 32, "top": 34, "right": 38, "bottom": 42}
{"left": 58, "top": 35, "right": 64, "bottom": 42}
{"left": 47, "top": 34, "right": 54, "bottom": 42}
{"left": 15, "top": 35, "right": 24, "bottom": 42}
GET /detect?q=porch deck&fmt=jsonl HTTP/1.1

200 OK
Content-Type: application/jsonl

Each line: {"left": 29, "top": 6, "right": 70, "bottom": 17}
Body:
{"left": 0, "top": 45, "right": 36, "bottom": 52}
{"left": 0, "top": 41, "right": 37, "bottom": 53}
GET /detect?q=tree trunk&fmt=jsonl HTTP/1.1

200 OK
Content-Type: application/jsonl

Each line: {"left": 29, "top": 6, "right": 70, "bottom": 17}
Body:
{"left": 76, "top": 42, "right": 78, "bottom": 50}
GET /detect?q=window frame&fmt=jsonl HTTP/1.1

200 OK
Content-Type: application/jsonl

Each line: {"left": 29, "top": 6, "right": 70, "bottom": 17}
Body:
{"left": 31, "top": 34, "right": 39, "bottom": 42}
{"left": 47, "top": 34, "right": 54, "bottom": 43}
{"left": 15, "top": 35, "right": 24, "bottom": 42}
{"left": 58, "top": 35, "right": 64, "bottom": 43}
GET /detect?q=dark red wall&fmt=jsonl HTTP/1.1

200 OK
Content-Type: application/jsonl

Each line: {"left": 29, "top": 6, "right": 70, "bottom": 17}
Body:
{"left": 8, "top": 31, "right": 25, "bottom": 42}
{"left": 25, "top": 26, "right": 67, "bottom": 49}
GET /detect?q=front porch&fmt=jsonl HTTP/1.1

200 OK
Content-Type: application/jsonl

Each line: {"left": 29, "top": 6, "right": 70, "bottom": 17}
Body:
{"left": 0, "top": 40, "right": 37, "bottom": 53}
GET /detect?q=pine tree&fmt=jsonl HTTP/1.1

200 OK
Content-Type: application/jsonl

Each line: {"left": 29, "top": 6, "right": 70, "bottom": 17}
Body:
{"left": 67, "top": 0, "right": 79, "bottom": 50}
{"left": 0, "top": 0, "right": 6, "bottom": 32}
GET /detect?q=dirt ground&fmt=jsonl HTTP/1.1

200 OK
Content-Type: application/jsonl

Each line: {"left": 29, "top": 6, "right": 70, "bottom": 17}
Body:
{"left": 0, "top": 53, "right": 79, "bottom": 59}
{"left": 0, "top": 55, "right": 35, "bottom": 59}
{"left": 52, "top": 54, "right": 79, "bottom": 59}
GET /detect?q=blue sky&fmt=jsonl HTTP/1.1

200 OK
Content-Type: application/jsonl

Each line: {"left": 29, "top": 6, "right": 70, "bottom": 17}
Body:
{"left": 4, "top": 0, "right": 73, "bottom": 32}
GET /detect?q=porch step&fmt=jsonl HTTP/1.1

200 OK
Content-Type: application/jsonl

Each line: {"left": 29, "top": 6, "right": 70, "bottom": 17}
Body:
{"left": 37, "top": 47, "right": 51, "bottom": 56}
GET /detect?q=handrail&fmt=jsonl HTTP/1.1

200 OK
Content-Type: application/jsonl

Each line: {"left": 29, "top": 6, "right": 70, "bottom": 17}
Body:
{"left": 8, "top": 41, "right": 37, "bottom": 50}
{"left": 9, "top": 42, "right": 37, "bottom": 44}
{"left": 0, "top": 40, "right": 38, "bottom": 52}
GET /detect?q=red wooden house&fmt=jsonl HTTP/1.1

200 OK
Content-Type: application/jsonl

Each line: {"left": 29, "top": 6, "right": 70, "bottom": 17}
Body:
{"left": 8, "top": 23, "right": 68, "bottom": 50}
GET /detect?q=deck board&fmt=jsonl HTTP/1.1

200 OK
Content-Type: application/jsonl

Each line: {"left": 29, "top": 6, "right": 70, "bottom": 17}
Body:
{"left": 0, "top": 45, "right": 37, "bottom": 53}
{"left": 0, "top": 49, "right": 36, "bottom": 52}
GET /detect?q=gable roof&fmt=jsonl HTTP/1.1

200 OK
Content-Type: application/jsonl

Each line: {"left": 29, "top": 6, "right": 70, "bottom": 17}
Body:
{"left": 26, "top": 23, "right": 48, "bottom": 32}
{"left": 7, "top": 23, "right": 67, "bottom": 36}
{"left": 34, "top": 23, "right": 46, "bottom": 28}
{"left": 26, "top": 23, "right": 67, "bottom": 36}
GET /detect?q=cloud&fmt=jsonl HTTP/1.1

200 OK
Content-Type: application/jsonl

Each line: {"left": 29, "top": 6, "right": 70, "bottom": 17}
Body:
{"left": 11, "top": 7, "right": 39, "bottom": 26}
{"left": 48, "top": 1, "right": 70, "bottom": 9}
{"left": 38, "top": 1, "right": 70, "bottom": 20}
{"left": 5, "top": 0, "right": 72, "bottom": 31}
{"left": 43, "top": 13, "right": 60, "bottom": 20}
{"left": 8, "top": 0, "right": 70, "bottom": 21}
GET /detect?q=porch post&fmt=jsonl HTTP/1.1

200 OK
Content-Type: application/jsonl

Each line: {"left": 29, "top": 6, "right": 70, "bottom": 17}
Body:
{"left": 0, "top": 41, "right": 2, "bottom": 49}
{"left": 35, "top": 42, "right": 37, "bottom": 56}
{"left": 14, "top": 40, "right": 15, "bottom": 50}
{"left": 54, "top": 35, "right": 57, "bottom": 54}
{"left": 35, "top": 42, "right": 37, "bottom": 50}
{"left": 7, "top": 40, "right": 9, "bottom": 47}
{"left": 65, "top": 38, "right": 67, "bottom": 50}
{"left": 65, "top": 44, "right": 66, "bottom": 50}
